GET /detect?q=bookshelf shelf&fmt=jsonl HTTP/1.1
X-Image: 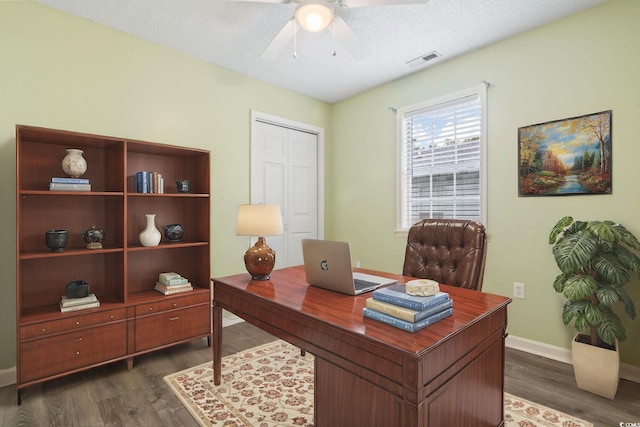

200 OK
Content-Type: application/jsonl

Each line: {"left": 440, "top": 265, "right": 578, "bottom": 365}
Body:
{"left": 15, "top": 125, "right": 211, "bottom": 403}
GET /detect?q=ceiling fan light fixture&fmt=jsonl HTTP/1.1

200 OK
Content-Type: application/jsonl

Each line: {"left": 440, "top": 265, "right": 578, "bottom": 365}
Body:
{"left": 295, "top": 3, "right": 334, "bottom": 32}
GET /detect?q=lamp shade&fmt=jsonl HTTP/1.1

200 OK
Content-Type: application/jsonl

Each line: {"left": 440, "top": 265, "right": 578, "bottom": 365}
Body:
{"left": 236, "top": 204, "right": 284, "bottom": 237}
{"left": 295, "top": 3, "right": 334, "bottom": 32}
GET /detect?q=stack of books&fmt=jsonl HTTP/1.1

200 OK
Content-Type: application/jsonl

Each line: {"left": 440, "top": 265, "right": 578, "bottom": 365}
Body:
{"left": 155, "top": 272, "right": 192, "bottom": 295}
{"left": 363, "top": 284, "right": 453, "bottom": 333}
{"left": 134, "top": 171, "right": 164, "bottom": 193}
{"left": 59, "top": 293, "right": 100, "bottom": 313}
{"left": 49, "top": 177, "right": 91, "bottom": 191}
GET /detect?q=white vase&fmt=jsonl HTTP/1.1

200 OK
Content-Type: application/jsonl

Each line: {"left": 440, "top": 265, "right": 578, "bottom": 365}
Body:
{"left": 139, "top": 214, "right": 161, "bottom": 247}
{"left": 61, "top": 148, "right": 87, "bottom": 178}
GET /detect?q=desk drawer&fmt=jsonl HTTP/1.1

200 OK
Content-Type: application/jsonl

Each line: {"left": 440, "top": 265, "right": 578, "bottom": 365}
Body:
{"left": 135, "top": 304, "right": 210, "bottom": 352}
{"left": 20, "top": 308, "right": 127, "bottom": 340}
{"left": 19, "top": 322, "right": 127, "bottom": 383}
{"left": 134, "top": 292, "right": 209, "bottom": 317}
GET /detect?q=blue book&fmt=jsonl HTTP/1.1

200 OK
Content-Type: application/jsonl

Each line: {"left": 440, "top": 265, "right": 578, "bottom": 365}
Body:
{"left": 372, "top": 284, "right": 449, "bottom": 311}
{"left": 365, "top": 297, "right": 453, "bottom": 323}
{"left": 51, "top": 177, "right": 90, "bottom": 184}
{"left": 140, "top": 171, "right": 149, "bottom": 193}
{"left": 363, "top": 307, "right": 453, "bottom": 333}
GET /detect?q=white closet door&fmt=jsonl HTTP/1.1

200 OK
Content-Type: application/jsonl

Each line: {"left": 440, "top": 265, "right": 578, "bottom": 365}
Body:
{"left": 251, "top": 117, "right": 320, "bottom": 269}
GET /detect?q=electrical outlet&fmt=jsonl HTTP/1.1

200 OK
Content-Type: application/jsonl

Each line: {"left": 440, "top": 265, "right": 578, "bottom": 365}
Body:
{"left": 513, "top": 282, "right": 526, "bottom": 299}
{"left": 355, "top": 260, "right": 361, "bottom": 268}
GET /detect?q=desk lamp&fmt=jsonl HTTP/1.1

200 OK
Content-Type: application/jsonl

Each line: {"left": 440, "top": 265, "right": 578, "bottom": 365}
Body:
{"left": 236, "top": 204, "right": 284, "bottom": 280}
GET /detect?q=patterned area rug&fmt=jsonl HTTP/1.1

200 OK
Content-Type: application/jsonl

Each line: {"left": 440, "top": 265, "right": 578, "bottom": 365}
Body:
{"left": 164, "top": 339, "right": 593, "bottom": 427}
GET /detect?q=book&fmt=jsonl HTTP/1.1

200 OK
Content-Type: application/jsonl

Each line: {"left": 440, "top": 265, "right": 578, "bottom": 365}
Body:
{"left": 60, "top": 301, "right": 100, "bottom": 313}
{"left": 159, "top": 272, "right": 182, "bottom": 282}
{"left": 363, "top": 306, "right": 453, "bottom": 333}
{"left": 155, "top": 283, "right": 193, "bottom": 295}
{"left": 51, "top": 177, "right": 90, "bottom": 184}
{"left": 372, "top": 284, "right": 449, "bottom": 311}
{"left": 159, "top": 276, "right": 189, "bottom": 286}
{"left": 49, "top": 182, "right": 91, "bottom": 191}
{"left": 60, "top": 293, "right": 98, "bottom": 307}
{"left": 365, "top": 297, "right": 453, "bottom": 323}
{"left": 155, "top": 281, "right": 192, "bottom": 291}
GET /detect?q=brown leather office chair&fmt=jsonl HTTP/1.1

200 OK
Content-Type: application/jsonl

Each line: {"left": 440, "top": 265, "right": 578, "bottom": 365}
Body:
{"left": 402, "top": 219, "right": 488, "bottom": 291}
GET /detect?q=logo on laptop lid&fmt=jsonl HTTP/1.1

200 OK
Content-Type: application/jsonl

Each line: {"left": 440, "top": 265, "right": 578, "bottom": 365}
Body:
{"left": 320, "top": 260, "right": 329, "bottom": 271}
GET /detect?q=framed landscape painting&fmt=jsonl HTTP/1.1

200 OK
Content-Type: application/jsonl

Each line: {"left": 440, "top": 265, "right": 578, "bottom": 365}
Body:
{"left": 518, "top": 110, "right": 612, "bottom": 196}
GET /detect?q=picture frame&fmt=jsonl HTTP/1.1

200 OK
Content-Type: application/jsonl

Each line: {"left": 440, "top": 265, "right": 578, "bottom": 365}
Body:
{"left": 518, "top": 110, "right": 612, "bottom": 196}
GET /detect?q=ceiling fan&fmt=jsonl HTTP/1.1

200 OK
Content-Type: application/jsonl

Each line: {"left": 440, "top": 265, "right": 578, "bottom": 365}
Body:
{"left": 232, "top": 0, "right": 428, "bottom": 59}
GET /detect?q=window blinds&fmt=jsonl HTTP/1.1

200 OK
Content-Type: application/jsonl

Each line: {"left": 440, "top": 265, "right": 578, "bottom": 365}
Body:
{"left": 398, "top": 90, "right": 484, "bottom": 230}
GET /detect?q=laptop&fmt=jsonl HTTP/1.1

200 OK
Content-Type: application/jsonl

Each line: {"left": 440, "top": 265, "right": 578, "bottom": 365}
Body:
{"left": 301, "top": 239, "right": 397, "bottom": 295}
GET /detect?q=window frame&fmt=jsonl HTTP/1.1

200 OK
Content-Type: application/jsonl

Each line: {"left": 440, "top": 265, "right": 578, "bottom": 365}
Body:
{"left": 395, "top": 84, "right": 488, "bottom": 234}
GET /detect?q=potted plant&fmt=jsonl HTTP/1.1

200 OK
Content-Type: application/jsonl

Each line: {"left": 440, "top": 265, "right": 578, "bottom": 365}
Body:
{"left": 548, "top": 216, "right": 640, "bottom": 398}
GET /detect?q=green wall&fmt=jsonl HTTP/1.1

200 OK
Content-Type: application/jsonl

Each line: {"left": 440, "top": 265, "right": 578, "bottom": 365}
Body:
{"left": 328, "top": 0, "right": 640, "bottom": 368}
{"left": 0, "top": 2, "right": 330, "bottom": 370}
{"left": 2, "top": 0, "right": 640, "bottom": 375}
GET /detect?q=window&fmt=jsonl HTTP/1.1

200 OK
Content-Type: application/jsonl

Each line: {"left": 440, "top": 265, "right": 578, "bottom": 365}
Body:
{"left": 397, "top": 85, "right": 487, "bottom": 231}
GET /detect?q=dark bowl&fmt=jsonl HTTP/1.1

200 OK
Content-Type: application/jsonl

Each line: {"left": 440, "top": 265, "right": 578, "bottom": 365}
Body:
{"left": 45, "top": 229, "right": 68, "bottom": 252}
{"left": 164, "top": 224, "right": 184, "bottom": 242}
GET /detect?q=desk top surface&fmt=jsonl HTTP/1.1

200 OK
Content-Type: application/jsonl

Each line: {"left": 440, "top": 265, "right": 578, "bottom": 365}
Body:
{"left": 213, "top": 265, "right": 511, "bottom": 355}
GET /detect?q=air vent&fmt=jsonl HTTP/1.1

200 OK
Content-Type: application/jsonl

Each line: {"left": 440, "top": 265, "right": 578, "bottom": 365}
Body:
{"left": 406, "top": 51, "right": 441, "bottom": 67}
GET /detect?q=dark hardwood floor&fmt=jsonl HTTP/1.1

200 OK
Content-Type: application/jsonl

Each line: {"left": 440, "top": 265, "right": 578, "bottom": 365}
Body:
{"left": 1, "top": 321, "right": 638, "bottom": 426}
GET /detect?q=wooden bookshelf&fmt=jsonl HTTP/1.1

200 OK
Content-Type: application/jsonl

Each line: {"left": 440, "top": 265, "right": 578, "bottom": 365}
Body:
{"left": 15, "top": 125, "right": 211, "bottom": 403}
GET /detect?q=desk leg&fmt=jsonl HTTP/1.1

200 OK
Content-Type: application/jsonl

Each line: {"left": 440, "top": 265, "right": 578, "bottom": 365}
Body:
{"left": 213, "top": 304, "right": 222, "bottom": 385}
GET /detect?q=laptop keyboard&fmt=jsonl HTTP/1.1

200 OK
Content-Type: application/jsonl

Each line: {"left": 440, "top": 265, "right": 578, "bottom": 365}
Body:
{"left": 354, "top": 278, "right": 378, "bottom": 291}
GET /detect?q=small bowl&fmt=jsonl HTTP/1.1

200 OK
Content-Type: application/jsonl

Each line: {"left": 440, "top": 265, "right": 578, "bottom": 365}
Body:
{"left": 164, "top": 224, "right": 184, "bottom": 242}
{"left": 45, "top": 229, "right": 68, "bottom": 252}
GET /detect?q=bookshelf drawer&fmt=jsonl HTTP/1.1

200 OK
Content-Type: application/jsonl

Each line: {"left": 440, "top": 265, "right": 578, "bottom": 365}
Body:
{"left": 134, "top": 304, "right": 210, "bottom": 352}
{"left": 20, "top": 308, "right": 127, "bottom": 340}
{"left": 19, "top": 322, "right": 127, "bottom": 383}
{"left": 134, "top": 292, "right": 209, "bottom": 316}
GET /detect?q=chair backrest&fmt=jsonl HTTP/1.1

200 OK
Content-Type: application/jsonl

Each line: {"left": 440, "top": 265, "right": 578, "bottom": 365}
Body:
{"left": 402, "top": 219, "right": 488, "bottom": 291}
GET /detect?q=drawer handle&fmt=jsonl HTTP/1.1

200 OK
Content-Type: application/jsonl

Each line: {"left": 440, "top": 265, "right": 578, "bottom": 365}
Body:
{"left": 110, "top": 315, "right": 114, "bottom": 319}
{"left": 149, "top": 307, "right": 154, "bottom": 311}
{"left": 74, "top": 338, "right": 83, "bottom": 342}
{"left": 76, "top": 351, "right": 80, "bottom": 356}
{"left": 41, "top": 328, "right": 46, "bottom": 333}
{"left": 173, "top": 303, "right": 177, "bottom": 307}
{"left": 169, "top": 317, "right": 180, "bottom": 321}
{"left": 76, "top": 321, "right": 81, "bottom": 325}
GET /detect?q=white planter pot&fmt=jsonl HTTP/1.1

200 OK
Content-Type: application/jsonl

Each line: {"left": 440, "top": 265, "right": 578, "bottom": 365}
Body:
{"left": 571, "top": 333, "right": 619, "bottom": 399}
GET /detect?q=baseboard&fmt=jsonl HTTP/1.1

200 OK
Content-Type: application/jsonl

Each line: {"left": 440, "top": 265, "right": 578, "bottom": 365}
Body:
{"left": 0, "top": 367, "right": 16, "bottom": 388}
{"left": 506, "top": 334, "right": 640, "bottom": 384}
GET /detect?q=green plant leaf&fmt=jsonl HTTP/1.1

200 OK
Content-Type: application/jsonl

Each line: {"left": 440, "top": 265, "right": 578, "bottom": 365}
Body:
{"left": 563, "top": 275, "right": 598, "bottom": 301}
{"left": 552, "top": 273, "right": 568, "bottom": 293}
{"left": 596, "top": 310, "right": 626, "bottom": 345}
{"left": 595, "top": 285, "right": 620, "bottom": 307}
{"left": 549, "top": 216, "right": 573, "bottom": 244}
{"left": 584, "top": 303, "right": 604, "bottom": 325}
{"left": 586, "top": 220, "right": 618, "bottom": 243}
{"left": 592, "top": 253, "right": 630, "bottom": 285}
{"left": 552, "top": 232, "right": 598, "bottom": 274}
{"left": 561, "top": 301, "right": 586, "bottom": 325}
{"left": 615, "top": 245, "right": 640, "bottom": 272}
{"left": 616, "top": 223, "right": 640, "bottom": 251}
{"left": 616, "top": 287, "right": 637, "bottom": 320}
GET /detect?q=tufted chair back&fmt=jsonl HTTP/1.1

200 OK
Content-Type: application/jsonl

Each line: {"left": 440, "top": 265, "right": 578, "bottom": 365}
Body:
{"left": 402, "top": 219, "right": 488, "bottom": 291}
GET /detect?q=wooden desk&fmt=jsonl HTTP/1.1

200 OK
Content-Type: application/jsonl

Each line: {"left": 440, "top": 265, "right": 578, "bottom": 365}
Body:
{"left": 212, "top": 266, "right": 511, "bottom": 427}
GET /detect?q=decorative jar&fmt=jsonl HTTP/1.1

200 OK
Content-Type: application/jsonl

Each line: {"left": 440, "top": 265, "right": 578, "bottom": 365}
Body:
{"left": 139, "top": 214, "right": 161, "bottom": 247}
{"left": 164, "top": 223, "right": 184, "bottom": 242}
{"left": 83, "top": 225, "right": 106, "bottom": 249}
{"left": 61, "top": 148, "right": 87, "bottom": 178}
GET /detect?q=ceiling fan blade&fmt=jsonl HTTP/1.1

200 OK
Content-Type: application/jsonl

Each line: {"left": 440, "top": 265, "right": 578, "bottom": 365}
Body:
{"left": 331, "top": 16, "right": 370, "bottom": 59}
{"left": 261, "top": 18, "right": 298, "bottom": 60}
{"left": 340, "top": 0, "right": 427, "bottom": 7}
{"left": 230, "top": 0, "right": 290, "bottom": 3}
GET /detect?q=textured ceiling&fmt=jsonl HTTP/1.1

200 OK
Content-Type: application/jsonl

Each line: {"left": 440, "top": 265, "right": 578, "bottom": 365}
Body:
{"left": 35, "top": 0, "right": 607, "bottom": 103}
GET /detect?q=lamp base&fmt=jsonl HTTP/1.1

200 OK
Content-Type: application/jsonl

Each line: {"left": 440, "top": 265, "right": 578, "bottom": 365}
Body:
{"left": 244, "top": 237, "right": 276, "bottom": 281}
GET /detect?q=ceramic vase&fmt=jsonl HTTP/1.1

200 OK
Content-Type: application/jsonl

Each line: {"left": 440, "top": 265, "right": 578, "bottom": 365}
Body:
{"left": 139, "top": 214, "right": 161, "bottom": 247}
{"left": 61, "top": 148, "right": 87, "bottom": 178}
